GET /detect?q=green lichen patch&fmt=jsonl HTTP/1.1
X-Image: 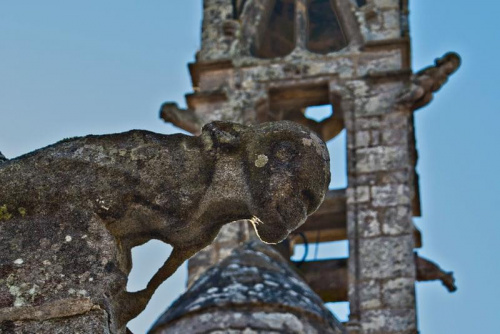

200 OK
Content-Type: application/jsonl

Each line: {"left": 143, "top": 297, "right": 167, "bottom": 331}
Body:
{"left": 18, "top": 207, "right": 27, "bottom": 217}
{"left": 0, "top": 205, "right": 28, "bottom": 220}
{"left": 0, "top": 204, "right": 12, "bottom": 221}
{"left": 254, "top": 154, "right": 268, "bottom": 168}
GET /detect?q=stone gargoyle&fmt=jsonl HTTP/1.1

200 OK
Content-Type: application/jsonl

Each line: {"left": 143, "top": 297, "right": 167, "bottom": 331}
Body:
{"left": 0, "top": 121, "right": 330, "bottom": 333}
{"left": 399, "top": 52, "right": 461, "bottom": 110}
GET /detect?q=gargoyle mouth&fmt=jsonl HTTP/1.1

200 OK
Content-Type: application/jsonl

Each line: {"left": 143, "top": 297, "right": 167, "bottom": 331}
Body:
{"left": 250, "top": 218, "right": 287, "bottom": 244}
{"left": 251, "top": 197, "right": 308, "bottom": 244}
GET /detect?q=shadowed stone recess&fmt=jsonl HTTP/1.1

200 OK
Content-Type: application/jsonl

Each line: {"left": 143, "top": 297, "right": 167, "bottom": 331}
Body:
{"left": 150, "top": 241, "right": 345, "bottom": 334}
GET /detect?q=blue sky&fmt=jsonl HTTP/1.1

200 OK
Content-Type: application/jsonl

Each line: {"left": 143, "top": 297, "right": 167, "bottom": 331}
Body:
{"left": 1, "top": 1, "right": 499, "bottom": 333}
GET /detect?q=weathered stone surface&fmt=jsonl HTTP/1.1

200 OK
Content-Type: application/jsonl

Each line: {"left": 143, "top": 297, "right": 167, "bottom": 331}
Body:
{"left": 0, "top": 297, "right": 96, "bottom": 322}
{"left": 354, "top": 82, "right": 406, "bottom": 117}
{"left": 346, "top": 186, "right": 370, "bottom": 204}
{"left": 198, "top": 0, "right": 235, "bottom": 61}
{"left": 154, "top": 310, "right": 331, "bottom": 334}
{"left": 380, "top": 206, "right": 412, "bottom": 236}
{"left": 0, "top": 309, "right": 110, "bottom": 334}
{"left": 371, "top": 129, "right": 381, "bottom": 144}
{"left": 0, "top": 121, "right": 330, "bottom": 333}
{"left": 356, "top": 51, "right": 403, "bottom": 77}
{"left": 355, "top": 131, "right": 371, "bottom": 148}
{"left": 380, "top": 112, "right": 409, "bottom": 129}
{"left": 361, "top": 309, "right": 416, "bottom": 334}
{"left": 357, "top": 280, "right": 381, "bottom": 310}
{"left": 358, "top": 236, "right": 415, "bottom": 280}
{"left": 355, "top": 117, "right": 382, "bottom": 131}
{"left": 150, "top": 241, "right": 345, "bottom": 334}
{"left": 357, "top": 209, "right": 381, "bottom": 238}
{"left": 350, "top": 170, "right": 412, "bottom": 187}
{"left": 382, "top": 278, "right": 415, "bottom": 308}
{"left": 356, "top": 146, "right": 408, "bottom": 173}
{"left": 381, "top": 128, "right": 408, "bottom": 146}
{"left": 370, "top": 184, "right": 411, "bottom": 207}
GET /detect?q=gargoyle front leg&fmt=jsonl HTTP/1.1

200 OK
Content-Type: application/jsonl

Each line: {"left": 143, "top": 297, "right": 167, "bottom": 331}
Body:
{"left": 113, "top": 247, "right": 197, "bottom": 329}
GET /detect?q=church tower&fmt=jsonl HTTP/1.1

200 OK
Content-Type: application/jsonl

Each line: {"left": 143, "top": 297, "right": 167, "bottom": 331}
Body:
{"left": 158, "top": 1, "right": 460, "bottom": 332}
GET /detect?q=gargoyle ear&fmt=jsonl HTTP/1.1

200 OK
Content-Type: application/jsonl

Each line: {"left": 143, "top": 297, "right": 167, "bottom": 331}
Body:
{"left": 201, "top": 121, "right": 248, "bottom": 152}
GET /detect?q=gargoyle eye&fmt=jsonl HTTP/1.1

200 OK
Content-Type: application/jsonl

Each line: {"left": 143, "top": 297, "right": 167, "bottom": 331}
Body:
{"left": 274, "top": 141, "right": 297, "bottom": 162}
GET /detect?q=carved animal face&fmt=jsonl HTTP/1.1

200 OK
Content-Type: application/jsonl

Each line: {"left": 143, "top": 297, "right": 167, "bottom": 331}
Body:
{"left": 243, "top": 121, "right": 331, "bottom": 244}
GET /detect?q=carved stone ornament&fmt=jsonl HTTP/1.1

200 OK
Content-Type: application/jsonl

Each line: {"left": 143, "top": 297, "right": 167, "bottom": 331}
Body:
{"left": 0, "top": 121, "right": 330, "bottom": 332}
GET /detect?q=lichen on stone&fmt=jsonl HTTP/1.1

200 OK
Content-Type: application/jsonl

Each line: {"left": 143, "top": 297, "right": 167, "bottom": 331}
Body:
{"left": 254, "top": 154, "right": 268, "bottom": 167}
{"left": 17, "top": 207, "right": 26, "bottom": 217}
{"left": 0, "top": 204, "right": 12, "bottom": 221}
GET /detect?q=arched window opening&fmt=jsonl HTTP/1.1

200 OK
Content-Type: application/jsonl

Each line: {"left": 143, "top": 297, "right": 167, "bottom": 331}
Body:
{"left": 251, "top": 0, "right": 296, "bottom": 59}
{"left": 306, "top": 0, "right": 347, "bottom": 54}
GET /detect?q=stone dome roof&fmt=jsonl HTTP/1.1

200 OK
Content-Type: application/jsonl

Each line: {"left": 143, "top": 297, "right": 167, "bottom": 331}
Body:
{"left": 150, "top": 241, "right": 345, "bottom": 334}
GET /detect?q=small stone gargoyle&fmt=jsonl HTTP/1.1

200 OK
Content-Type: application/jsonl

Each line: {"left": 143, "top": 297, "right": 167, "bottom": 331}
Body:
{"left": 0, "top": 121, "right": 330, "bottom": 332}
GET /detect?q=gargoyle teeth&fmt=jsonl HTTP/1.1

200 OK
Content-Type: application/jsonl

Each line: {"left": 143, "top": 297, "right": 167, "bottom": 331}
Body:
{"left": 249, "top": 216, "right": 264, "bottom": 226}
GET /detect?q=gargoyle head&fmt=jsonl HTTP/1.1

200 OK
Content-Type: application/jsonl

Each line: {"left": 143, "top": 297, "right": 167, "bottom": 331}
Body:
{"left": 243, "top": 121, "right": 330, "bottom": 243}
{"left": 200, "top": 121, "right": 330, "bottom": 244}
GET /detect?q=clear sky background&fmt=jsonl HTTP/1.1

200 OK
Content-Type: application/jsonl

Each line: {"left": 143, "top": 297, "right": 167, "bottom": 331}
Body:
{"left": 1, "top": 1, "right": 499, "bottom": 333}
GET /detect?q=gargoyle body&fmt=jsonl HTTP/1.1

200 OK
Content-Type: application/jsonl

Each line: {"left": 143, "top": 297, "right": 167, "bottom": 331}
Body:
{"left": 416, "top": 254, "right": 457, "bottom": 292}
{"left": 0, "top": 121, "right": 330, "bottom": 332}
{"left": 400, "top": 52, "right": 461, "bottom": 110}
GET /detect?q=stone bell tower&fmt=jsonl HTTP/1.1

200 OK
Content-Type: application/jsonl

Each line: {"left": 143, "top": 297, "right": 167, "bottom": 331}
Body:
{"left": 159, "top": 1, "right": 460, "bottom": 333}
